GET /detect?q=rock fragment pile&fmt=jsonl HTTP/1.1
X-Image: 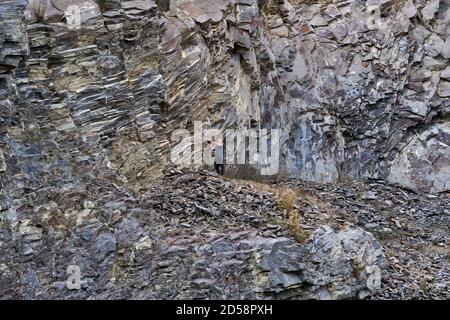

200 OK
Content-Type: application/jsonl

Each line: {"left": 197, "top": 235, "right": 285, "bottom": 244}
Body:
{"left": 0, "top": 0, "right": 449, "bottom": 300}
{"left": 281, "top": 178, "right": 450, "bottom": 299}
{"left": 0, "top": 166, "right": 388, "bottom": 299}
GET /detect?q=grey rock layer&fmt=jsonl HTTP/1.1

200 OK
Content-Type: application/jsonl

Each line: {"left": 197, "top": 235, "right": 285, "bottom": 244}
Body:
{"left": 1, "top": 0, "right": 449, "bottom": 301}
{"left": 0, "top": 161, "right": 388, "bottom": 299}
{"left": 260, "top": 226, "right": 386, "bottom": 299}
{"left": 1, "top": 0, "right": 449, "bottom": 192}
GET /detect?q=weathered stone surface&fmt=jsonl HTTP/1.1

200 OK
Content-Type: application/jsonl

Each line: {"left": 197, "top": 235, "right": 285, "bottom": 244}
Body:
{"left": 0, "top": 148, "right": 6, "bottom": 172}
{"left": 1, "top": 0, "right": 449, "bottom": 192}
{"left": 442, "top": 37, "right": 450, "bottom": 59}
{"left": 173, "top": 0, "right": 229, "bottom": 24}
{"left": 421, "top": 0, "right": 440, "bottom": 21}
{"left": 261, "top": 226, "right": 386, "bottom": 299}
{"left": 441, "top": 66, "right": 450, "bottom": 80}
{"left": 438, "top": 81, "right": 450, "bottom": 97}
{"left": 0, "top": 0, "right": 449, "bottom": 301}
{"left": 1, "top": 165, "right": 448, "bottom": 300}
{"left": 0, "top": 164, "right": 391, "bottom": 299}
{"left": 388, "top": 122, "right": 450, "bottom": 192}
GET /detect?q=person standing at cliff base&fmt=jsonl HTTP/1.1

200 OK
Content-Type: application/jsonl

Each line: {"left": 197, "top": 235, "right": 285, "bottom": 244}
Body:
{"left": 207, "top": 138, "right": 224, "bottom": 175}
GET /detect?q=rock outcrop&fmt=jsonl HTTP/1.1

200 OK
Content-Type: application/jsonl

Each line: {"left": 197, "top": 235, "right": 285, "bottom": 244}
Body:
{"left": 260, "top": 225, "right": 385, "bottom": 300}
{"left": 1, "top": 165, "right": 448, "bottom": 300}
{"left": 0, "top": 0, "right": 449, "bottom": 300}
{"left": 1, "top": 0, "right": 449, "bottom": 192}
{"left": 0, "top": 165, "right": 389, "bottom": 299}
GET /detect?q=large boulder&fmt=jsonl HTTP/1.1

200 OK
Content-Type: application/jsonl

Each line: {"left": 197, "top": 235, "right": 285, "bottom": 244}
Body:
{"left": 260, "top": 226, "right": 386, "bottom": 299}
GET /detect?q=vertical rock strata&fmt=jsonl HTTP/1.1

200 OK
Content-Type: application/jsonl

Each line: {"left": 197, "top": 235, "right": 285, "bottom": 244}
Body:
{"left": 1, "top": 0, "right": 449, "bottom": 191}
{"left": 0, "top": 0, "right": 449, "bottom": 299}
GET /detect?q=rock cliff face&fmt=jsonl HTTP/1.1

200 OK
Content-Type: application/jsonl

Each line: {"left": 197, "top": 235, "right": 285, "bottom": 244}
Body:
{"left": 1, "top": 0, "right": 449, "bottom": 192}
{"left": 0, "top": 0, "right": 449, "bottom": 300}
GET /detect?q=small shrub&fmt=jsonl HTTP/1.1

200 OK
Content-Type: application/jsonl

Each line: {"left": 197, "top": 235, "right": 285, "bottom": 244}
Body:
{"left": 276, "top": 189, "right": 308, "bottom": 243}
{"left": 275, "top": 189, "right": 296, "bottom": 212}
{"left": 286, "top": 209, "right": 307, "bottom": 243}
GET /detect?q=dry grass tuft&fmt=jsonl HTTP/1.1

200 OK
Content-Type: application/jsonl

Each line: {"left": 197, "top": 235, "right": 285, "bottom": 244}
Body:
{"left": 276, "top": 188, "right": 308, "bottom": 243}
{"left": 228, "top": 178, "right": 310, "bottom": 243}
{"left": 286, "top": 208, "right": 307, "bottom": 243}
{"left": 275, "top": 189, "right": 296, "bottom": 212}
{"left": 29, "top": 0, "right": 47, "bottom": 23}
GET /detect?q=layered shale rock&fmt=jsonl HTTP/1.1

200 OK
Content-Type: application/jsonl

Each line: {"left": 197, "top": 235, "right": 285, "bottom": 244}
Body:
{"left": 1, "top": 0, "right": 449, "bottom": 191}
{"left": 160, "top": 0, "right": 450, "bottom": 192}
{"left": 0, "top": 0, "right": 449, "bottom": 300}
{"left": 0, "top": 165, "right": 388, "bottom": 299}
{"left": 1, "top": 165, "right": 448, "bottom": 299}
